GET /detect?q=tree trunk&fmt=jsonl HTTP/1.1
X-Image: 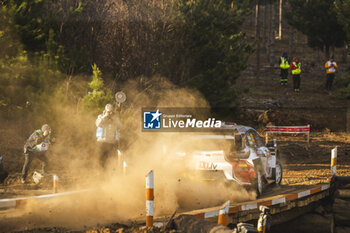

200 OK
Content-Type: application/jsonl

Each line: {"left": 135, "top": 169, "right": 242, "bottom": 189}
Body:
{"left": 262, "top": 0, "right": 267, "bottom": 52}
{"left": 255, "top": 4, "right": 259, "bottom": 29}
{"left": 267, "top": 1, "right": 272, "bottom": 64}
{"left": 342, "top": 44, "right": 348, "bottom": 62}
{"left": 325, "top": 44, "right": 330, "bottom": 60}
{"left": 270, "top": 0, "right": 276, "bottom": 66}
{"left": 256, "top": 2, "right": 261, "bottom": 79}
{"left": 289, "top": 26, "right": 294, "bottom": 59}
{"left": 278, "top": 0, "right": 283, "bottom": 40}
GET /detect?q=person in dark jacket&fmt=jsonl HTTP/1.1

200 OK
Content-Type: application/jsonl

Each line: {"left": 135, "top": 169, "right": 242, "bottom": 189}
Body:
{"left": 21, "top": 124, "right": 52, "bottom": 183}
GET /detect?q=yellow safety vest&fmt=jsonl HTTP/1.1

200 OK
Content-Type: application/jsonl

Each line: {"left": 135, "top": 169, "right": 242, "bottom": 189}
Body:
{"left": 292, "top": 62, "right": 301, "bottom": 75}
{"left": 280, "top": 57, "right": 290, "bottom": 69}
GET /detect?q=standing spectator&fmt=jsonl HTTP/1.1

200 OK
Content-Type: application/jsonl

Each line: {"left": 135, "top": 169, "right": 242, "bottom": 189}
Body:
{"left": 96, "top": 104, "right": 121, "bottom": 169}
{"left": 279, "top": 52, "right": 290, "bottom": 86}
{"left": 325, "top": 56, "right": 338, "bottom": 91}
{"left": 290, "top": 57, "right": 302, "bottom": 92}
{"left": 21, "top": 124, "right": 52, "bottom": 183}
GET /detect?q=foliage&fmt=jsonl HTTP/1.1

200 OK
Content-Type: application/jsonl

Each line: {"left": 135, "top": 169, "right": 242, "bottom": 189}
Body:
{"left": 4, "top": 0, "right": 88, "bottom": 74}
{"left": 285, "top": 0, "right": 346, "bottom": 58}
{"left": 0, "top": 6, "right": 62, "bottom": 110}
{"left": 335, "top": 72, "right": 350, "bottom": 99}
{"left": 335, "top": 0, "right": 350, "bottom": 41}
{"left": 0, "top": 0, "right": 256, "bottom": 113}
{"left": 82, "top": 64, "right": 113, "bottom": 112}
{"left": 178, "top": 0, "right": 254, "bottom": 107}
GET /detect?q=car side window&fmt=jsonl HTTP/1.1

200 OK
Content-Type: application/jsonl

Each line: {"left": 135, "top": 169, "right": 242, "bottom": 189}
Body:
{"left": 252, "top": 130, "right": 265, "bottom": 147}
{"left": 245, "top": 131, "right": 257, "bottom": 148}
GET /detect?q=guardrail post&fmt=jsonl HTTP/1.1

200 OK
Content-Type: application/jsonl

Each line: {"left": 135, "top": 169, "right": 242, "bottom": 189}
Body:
{"left": 218, "top": 200, "right": 230, "bottom": 226}
{"left": 146, "top": 170, "right": 154, "bottom": 227}
{"left": 53, "top": 175, "right": 58, "bottom": 193}
{"left": 331, "top": 147, "right": 337, "bottom": 176}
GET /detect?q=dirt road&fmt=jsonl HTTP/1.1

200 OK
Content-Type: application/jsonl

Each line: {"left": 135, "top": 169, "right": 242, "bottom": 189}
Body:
{"left": 0, "top": 132, "right": 348, "bottom": 232}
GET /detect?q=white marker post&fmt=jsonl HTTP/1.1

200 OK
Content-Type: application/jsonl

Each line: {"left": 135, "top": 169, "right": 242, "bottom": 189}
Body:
{"left": 146, "top": 170, "right": 154, "bottom": 227}
{"left": 331, "top": 147, "right": 337, "bottom": 176}
{"left": 218, "top": 200, "right": 230, "bottom": 226}
{"left": 117, "top": 149, "right": 122, "bottom": 172}
{"left": 123, "top": 161, "right": 127, "bottom": 176}
{"left": 53, "top": 175, "right": 58, "bottom": 193}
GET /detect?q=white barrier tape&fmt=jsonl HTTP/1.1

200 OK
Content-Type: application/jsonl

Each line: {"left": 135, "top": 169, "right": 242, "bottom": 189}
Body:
{"left": 0, "top": 189, "right": 88, "bottom": 209}
{"left": 265, "top": 125, "right": 310, "bottom": 133}
{"left": 0, "top": 199, "right": 16, "bottom": 209}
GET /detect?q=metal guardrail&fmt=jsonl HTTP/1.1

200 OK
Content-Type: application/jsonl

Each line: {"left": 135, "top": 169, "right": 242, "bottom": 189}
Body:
{"left": 182, "top": 184, "right": 330, "bottom": 223}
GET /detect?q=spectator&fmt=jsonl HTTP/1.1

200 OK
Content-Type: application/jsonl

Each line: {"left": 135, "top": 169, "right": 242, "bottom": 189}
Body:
{"left": 21, "top": 124, "right": 52, "bottom": 183}
{"left": 325, "top": 56, "right": 338, "bottom": 91}
{"left": 290, "top": 57, "right": 302, "bottom": 92}
{"left": 96, "top": 104, "right": 121, "bottom": 169}
{"left": 279, "top": 52, "right": 290, "bottom": 86}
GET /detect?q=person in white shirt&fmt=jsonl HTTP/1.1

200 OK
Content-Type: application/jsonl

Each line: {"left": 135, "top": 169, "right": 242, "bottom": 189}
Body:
{"left": 95, "top": 104, "right": 121, "bottom": 168}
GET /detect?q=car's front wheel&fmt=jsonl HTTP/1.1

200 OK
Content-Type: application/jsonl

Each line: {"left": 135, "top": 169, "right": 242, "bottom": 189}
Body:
{"left": 254, "top": 169, "right": 264, "bottom": 196}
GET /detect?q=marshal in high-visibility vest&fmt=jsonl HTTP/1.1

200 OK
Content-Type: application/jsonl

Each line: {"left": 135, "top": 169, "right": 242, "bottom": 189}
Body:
{"left": 279, "top": 53, "right": 290, "bottom": 86}
{"left": 280, "top": 57, "right": 290, "bottom": 69}
{"left": 291, "top": 57, "right": 302, "bottom": 92}
{"left": 291, "top": 62, "right": 301, "bottom": 75}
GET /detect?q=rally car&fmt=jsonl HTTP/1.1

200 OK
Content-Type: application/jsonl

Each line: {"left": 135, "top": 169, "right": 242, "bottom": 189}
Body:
{"left": 177, "top": 124, "right": 283, "bottom": 195}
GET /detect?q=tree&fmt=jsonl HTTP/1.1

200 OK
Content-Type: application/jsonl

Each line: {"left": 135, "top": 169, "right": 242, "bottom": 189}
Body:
{"left": 335, "top": 0, "right": 350, "bottom": 40}
{"left": 82, "top": 64, "right": 113, "bottom": 112}
{"left": 285, "top": 0, "right": 346, "bottom": 58}
{"left": 4, "top": 0, "right": 88, "bottom": 73}
{"left": 178, "top": 0, "right": 254, "bottom": 107}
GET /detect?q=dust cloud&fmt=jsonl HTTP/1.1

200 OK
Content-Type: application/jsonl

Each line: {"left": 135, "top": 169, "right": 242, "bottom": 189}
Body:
{"left": 6, "top": 77, "right": 255, "bottom": 230}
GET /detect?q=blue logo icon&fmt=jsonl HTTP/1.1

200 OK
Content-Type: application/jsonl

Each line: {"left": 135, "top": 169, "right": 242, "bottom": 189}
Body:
{"left": 143, "top": 110, "right": 162, "bottom": 129}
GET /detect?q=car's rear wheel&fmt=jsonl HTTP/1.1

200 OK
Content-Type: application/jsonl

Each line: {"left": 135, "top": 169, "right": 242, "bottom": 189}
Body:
{"left": 275, "top": 160, "right": 283, "bottom": 185}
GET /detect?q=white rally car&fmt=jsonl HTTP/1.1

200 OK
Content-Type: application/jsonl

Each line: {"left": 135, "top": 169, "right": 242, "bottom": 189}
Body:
{"left": 178, "top": 124, "right": 283, "bottom": 195}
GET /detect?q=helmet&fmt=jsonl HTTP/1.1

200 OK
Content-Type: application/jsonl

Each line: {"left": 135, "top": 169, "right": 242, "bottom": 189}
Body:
{"left": 41, "top": 124, "right": 51, "bottom": 134}
{"left": 105, "top": 104, "right": 114, "bottom": 112}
